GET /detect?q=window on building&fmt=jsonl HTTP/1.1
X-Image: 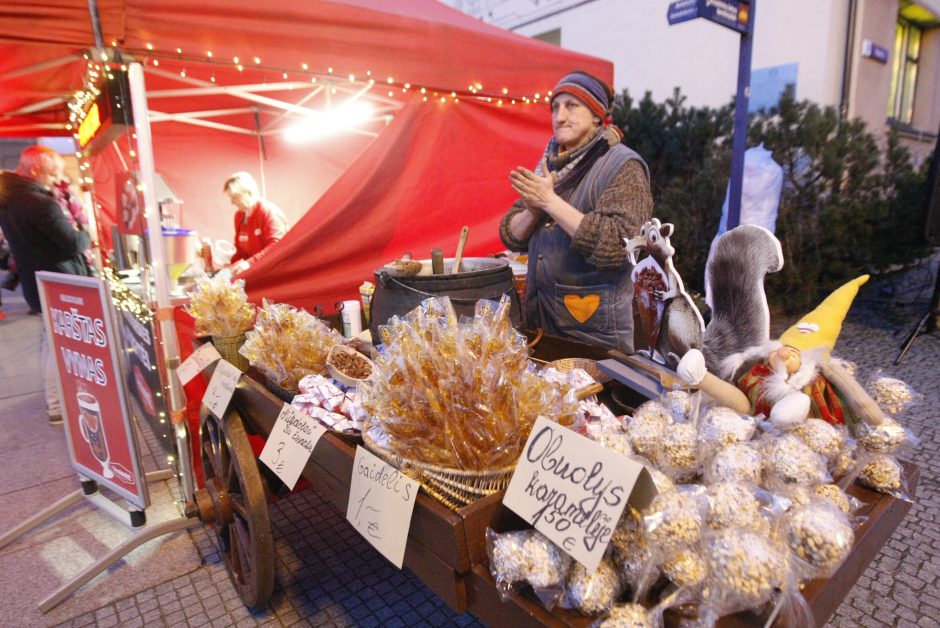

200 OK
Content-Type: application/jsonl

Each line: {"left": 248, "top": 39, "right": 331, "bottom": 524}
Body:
{"left": 887, "top": 18, "right": 922, "bottom": 124}
{"left": 534, "top": 28, "right": 561, "bottom": 46}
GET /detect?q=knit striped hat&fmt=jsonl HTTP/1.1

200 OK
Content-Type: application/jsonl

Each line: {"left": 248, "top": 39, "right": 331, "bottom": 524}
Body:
{"left": 551, "top": 71, "right": 612, "bottom": 121}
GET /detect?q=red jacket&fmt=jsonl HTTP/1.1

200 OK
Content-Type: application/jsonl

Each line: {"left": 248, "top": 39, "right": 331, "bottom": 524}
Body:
{"left": 231, "top": 200, "right": 287, "bottom": 266}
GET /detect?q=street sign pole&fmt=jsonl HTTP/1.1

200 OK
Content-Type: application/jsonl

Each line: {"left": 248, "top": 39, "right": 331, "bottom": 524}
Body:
{"left": 667, "top": 0, "right": 755, "bottom": 229}
{"left": 727, "top": 0, "right": 755, "bottom": 229}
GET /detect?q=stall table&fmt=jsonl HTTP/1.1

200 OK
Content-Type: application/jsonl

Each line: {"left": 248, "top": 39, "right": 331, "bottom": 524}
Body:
{"left": 196, "top": 333, "right": 916, "bottom": 626}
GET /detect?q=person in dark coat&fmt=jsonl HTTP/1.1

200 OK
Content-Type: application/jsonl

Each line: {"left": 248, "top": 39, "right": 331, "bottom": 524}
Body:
{"left": 0, "top": 145, "right": 91, "bottom": 423}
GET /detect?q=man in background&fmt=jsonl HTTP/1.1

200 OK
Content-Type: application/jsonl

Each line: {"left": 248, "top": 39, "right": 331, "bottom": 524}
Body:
{"left": 0, "top": 145, "right": 91, "bottom": 424}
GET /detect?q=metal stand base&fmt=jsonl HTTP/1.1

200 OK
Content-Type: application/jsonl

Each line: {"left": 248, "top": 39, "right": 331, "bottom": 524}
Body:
{"left": 895, "top": 262, "right": 940, "bottom": 365}
{"left": 0, "top": 469, "right": 200, "bottom": 613}
{"left": 37, "top": 515, "right": 201, "bottom": 612}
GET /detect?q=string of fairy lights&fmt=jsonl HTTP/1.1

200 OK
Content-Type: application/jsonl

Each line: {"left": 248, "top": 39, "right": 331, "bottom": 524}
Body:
{"left": 67, "top": 53, "right": 182, "bottom": 471}
{"left": 102, "top": 266, "right": 152, "bottom": 323}
{"left": 64, "top": 43, "right": 560, "bottom": 486}
{"left": 114, "top": 41, "right": 556, "bottom": 107}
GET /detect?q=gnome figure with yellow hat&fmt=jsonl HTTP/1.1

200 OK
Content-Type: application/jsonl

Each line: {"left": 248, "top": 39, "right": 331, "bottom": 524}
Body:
{"left": 678, "top": 226, "right": 885, "bottom": 430}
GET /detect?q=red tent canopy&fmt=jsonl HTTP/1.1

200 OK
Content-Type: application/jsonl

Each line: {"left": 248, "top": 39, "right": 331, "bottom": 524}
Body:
{"left": 0, "top": 0, "right": 612, "bottom": 313}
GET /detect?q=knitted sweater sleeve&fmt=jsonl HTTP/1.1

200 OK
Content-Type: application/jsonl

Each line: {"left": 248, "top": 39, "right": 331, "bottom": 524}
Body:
{"left": 498, "top": 200, "right": 531, "bottom": 252}
{"left": 570, "top": 159, "right": 652, "bottom": 270}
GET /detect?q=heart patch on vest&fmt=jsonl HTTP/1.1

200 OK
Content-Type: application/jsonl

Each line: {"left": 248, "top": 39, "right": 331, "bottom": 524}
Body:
{"left": 564, "top": 294, "right": 600, "bottom": 323}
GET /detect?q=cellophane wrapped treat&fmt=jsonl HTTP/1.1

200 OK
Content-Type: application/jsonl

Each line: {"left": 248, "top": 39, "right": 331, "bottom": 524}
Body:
{"left": 698, "top": 406, "right": 756, "bottom": 450}
{"left": 360, "top": 296, "right": 576, "bottom": 470}
{"left": 813, "top": 483, "right": 858, "bottom": 514}
{"left": 486, "top": 528, "right": 571, "bottom": 608}
{"left": 793, "top": 418, "right": 847, "bottom": 461}
{"left": 783, "top": 500, "right": 854, "bottom": 579}
{"left": 858, "top": 454, "right": 912, "bottom": 500}
{"left": 609, "top": 507, "right": 655, "bottom": 595}
{"left": 659, "top": 422, "right": 700, "bottom": 481}
{"left": 865, "top": 372, "right": 923, "bottom": 415}
{"left": 705, "top": 482, "right": 766, "bottom": 532}
{"left": 239, "top": 299, "right": 343, "bottom": 391}
{"left": 661, "top": 546, "right": 707, "bottom": 589}
{"left": 854, "top": 415, "right": 915, "bottom": 455}
{"left": 699, "top": 529, "right": 789, "bottom": 621}
{"left": 661, "top": 389, "right": 693, "bottom": 423}
{"left": 563, "top": 558, "right": 623, "bottom": 615}
{"left": 704, "top": 442, "right": 763, "bottom": 485}
{"left": 763, "top": 433, "right": 831, "bottom": 487}
{"left": 642, "top": 486, "right": 705, "bottom": 555}
{"left": 596, "top": 602, "right": 660, "bottom": 628}
{"left": 185, "top": 273, "right": 255, "bottom": 337}
{"left": 625, "top": 401, "right": 673, "bottom": 463}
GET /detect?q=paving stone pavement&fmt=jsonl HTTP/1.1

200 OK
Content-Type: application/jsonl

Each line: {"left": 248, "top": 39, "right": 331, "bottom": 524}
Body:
{"left": 44, "top": 254, "right": 940, "bottom": 627}
{"left": 53, "top": 474, "right": 485, "bottom": 628}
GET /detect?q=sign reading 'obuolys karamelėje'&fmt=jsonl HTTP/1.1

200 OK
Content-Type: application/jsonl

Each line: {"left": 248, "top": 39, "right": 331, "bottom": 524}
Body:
{"left": 503, "top": 416, "right": 657, "bottom": 571}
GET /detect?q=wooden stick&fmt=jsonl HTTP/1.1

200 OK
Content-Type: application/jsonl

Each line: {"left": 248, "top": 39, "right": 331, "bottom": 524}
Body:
{"left": 452, "top": 226, "right": 469, "bottom": 274}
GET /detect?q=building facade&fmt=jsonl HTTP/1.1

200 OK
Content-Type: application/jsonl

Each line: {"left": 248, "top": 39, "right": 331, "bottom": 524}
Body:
{"left": 443, "top": 0, "right": 940, "bottom": 164}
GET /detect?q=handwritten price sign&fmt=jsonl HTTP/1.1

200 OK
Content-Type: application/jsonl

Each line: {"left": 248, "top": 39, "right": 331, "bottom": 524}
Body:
{"left": 176, "top": 342, "right": 222, "bottom": 385}
{"left": 259, "top": 404, "right": 327, "bottom": 489}
{"left": 347, "top": 446, "right": 419, "bottom": 568}
{"left": 203, "top": 359, "right": 242, "bottom": 419}
{"left": 503, "top": 416, "right": 653, "bottom": 572}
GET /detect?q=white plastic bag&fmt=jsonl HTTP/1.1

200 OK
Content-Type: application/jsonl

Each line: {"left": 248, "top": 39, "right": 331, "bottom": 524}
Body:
{"left": 716, "top": 143, "right": 783, "bottom": 236}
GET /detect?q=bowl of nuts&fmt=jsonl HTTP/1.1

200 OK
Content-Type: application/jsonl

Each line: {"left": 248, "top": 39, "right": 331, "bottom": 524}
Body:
{"left": 326, "top": 344, "right": 375, "bottom": 387}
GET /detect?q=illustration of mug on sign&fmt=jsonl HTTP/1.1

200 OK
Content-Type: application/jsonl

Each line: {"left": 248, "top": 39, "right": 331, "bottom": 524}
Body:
{"left": 77, "top": 389, "right": 113, "bottom": 479}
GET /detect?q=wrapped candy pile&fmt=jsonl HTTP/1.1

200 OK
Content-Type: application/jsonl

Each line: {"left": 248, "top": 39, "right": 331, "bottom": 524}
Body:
{"left": 485, "top": 369, "right": 920, "bottom": 626}
{"left": 359, "top": 296, "right": 577, "bottom": 470}
{"left": 184, "top": 273, "right": 255, "bottom": 337}
{"left": 239, "top": 299, "right": 344, "bottom": 391}
{"left": 291, "top": 373, "right": 369, "bottom": 434}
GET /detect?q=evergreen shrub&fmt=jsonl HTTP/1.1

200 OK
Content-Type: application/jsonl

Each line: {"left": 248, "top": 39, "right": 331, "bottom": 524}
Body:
{"left": 613, "top": 86, "right": 932, "bottom": 314}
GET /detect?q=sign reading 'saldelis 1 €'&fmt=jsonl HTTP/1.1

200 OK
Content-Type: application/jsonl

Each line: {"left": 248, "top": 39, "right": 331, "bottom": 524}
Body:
{"left": 503, "top": 416, "right": 656, "bottom": 572}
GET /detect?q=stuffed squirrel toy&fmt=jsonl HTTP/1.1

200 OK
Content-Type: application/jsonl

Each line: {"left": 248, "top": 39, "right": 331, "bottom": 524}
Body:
{"left": 677, "top": 226, "right": 884, "bottom": 430}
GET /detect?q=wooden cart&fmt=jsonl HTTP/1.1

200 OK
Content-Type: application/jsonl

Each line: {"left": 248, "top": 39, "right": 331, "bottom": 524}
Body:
{"left": 188, "top": 334, "right": 917, "bottom": 625}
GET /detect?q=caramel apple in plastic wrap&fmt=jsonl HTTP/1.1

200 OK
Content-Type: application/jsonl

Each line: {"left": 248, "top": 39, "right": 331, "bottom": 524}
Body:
{"left": 239, "top": 299, "right": 344, "bottom": 391}
{"left": 184, "top": 273, "right": 255, "bottom": 337}
{"left": 360, "top": 296, "right": 576, "bottom": 470}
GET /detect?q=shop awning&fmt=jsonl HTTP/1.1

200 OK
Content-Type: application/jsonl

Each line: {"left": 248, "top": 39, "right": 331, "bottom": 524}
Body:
{"left": 0, "top": 0, "right": 612, "bottom": 312}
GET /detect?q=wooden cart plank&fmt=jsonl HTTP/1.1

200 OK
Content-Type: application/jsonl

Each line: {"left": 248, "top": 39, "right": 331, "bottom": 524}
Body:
{"left": 229, "top": 374, "right": 471, "bottom": 572}
{"left": 404, "top": 540, "right": 468, "bottom": 612}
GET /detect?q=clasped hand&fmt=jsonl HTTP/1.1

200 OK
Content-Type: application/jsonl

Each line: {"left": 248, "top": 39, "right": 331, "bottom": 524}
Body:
{"left": 510, "top": 158, "right": 556, "bottom": 211}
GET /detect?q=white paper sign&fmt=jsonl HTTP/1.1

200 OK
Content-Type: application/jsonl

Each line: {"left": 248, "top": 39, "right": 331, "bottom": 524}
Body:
{"left": 203, "top": 359, "right": 242, "bottom": 419}
{"left": 346, "top": 446, "right": 420, "bottom": 568}
{"left": 176, "top": 342, "right": 222, "bottom": 385}
{"left": 259, "top": 404, "right": 327, "bottom": 489}
{"left": 503, "top": 416, "right": 646, "bottom": 572}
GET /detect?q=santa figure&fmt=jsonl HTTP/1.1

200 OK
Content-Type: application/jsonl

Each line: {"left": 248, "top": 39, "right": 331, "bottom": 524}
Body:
{"left": 679, "top": 275, "right": 885, "bottom": 430}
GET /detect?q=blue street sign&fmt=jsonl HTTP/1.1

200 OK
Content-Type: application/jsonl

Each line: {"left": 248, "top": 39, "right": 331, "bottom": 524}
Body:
{"left": 667, "top": 0, "right": 700, "bottom": 25}
{"left": 701, "top": 0, "right": 750, "bottom": 34}
{"left": 862, "top": 39, "right": 890, "bottom": 64}
{"left": 667, "top": 0, "right": 750, "bottom": 34}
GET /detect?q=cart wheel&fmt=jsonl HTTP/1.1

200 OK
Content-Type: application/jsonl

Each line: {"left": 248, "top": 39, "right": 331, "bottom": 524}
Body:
{"left": 197, "top": 407, "right": 275, "bottom": 607}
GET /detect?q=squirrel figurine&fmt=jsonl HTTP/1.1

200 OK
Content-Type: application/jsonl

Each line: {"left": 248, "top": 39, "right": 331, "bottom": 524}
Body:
{"left": 624, "top": 218, "right": 704, "bottom": 367}
{"left": 677, "top": 226, "right": 884, "bottom": 430}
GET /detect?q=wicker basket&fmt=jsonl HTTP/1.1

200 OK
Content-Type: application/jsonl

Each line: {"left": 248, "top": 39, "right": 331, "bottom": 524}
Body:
{"left": 547, "top": 357, "right": 612, "bottom": 384}
{"left": 212, "top": 333, "right": 249, "bottom": 373}
{"left": 264, "top": 377, "right": 299, "bottom": 403}
{"left": 362, "top": 422, "right": 517, "bottom": 511}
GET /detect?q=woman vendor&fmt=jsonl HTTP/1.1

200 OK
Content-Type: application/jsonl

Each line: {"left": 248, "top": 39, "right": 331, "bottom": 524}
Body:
{"left": 222, "top": 171, "right": 287, "bottom": 274}
{"left": 499, "top": 70, "right": 652, "bottom": 353}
